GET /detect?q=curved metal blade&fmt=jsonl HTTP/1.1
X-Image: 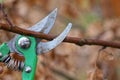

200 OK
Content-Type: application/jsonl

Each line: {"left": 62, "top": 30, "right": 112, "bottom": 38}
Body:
{"left": 7, "top": 8, "right": 57, "bottom": 54}
{"left": 37, "top": 23, "right": 72, "bottom": 54}
{"left": 28, "top": 8, "right": 57, "bottom": 34}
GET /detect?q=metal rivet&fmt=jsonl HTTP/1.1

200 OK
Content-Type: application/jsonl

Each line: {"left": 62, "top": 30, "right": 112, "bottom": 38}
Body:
{"left": 18, "top": 37, "right": 31, "bottom": 49}
{"left": 25, "top": 66, "right": 31, "bottom": 73}
{"left": 0, "top": 52, "right": 3, "bottom": 58}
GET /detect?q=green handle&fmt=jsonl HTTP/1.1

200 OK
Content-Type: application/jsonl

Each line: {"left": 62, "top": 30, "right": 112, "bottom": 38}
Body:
{"left": 0, "top": 43, "right": 10, "bottom": 61}
{"left": 16, "top": 36, "right": 37, "bottom": 80}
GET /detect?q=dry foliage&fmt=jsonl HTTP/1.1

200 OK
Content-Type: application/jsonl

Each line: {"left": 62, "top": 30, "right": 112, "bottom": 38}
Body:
{"left": 87, "top": 49, "right": 119, "bottom": 80}
{"left": 0, "top": 0, "right": 120, "bottom": 80}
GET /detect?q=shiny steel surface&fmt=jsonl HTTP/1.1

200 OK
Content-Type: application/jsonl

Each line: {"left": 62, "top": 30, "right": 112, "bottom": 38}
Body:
{"left": 7, "top": 8, "right": 72, "bottom": 56}
{"left": 37, "top": 23, "right": 72, "bottom": 54}
{"left": 28, "top": 8, "right": 57, "bottom": 34}
{"left": 18, "top": 37, "right": 31, "bottom": 49}
{"left": 7, "top": 8, "right": 57, "bottom": 55}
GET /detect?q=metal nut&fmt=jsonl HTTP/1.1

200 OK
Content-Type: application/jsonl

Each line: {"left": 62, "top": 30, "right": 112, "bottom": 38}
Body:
{"left": 25, "top": 66, "right": 31, "bottom": 73}
{"left": 18, "top": 37, "right": 31, "bottom": 49}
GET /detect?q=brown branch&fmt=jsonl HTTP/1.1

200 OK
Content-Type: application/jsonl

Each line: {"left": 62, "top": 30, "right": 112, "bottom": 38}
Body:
{"left": 0, "top": 23, "right": 120, "bottom": 49}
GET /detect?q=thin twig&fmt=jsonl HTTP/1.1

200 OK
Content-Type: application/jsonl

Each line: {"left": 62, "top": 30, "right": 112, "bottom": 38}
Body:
{"left": 0, "top": 23, "right": 120, "bottom": 49}
{"left": 0, "top": 3, "right": 14, "bottom": 27}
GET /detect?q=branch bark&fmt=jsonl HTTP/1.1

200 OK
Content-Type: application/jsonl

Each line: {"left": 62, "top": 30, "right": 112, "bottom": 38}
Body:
{"left": 0, "top": 23, "right": 120, "bottom": 49}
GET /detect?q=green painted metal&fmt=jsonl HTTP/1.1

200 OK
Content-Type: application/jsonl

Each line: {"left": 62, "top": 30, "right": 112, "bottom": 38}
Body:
{"left": 0, "top": 43, "right": 10, "bottom": 61}
{"left": 16, "top": 35, "right": 38, "bottom": 80}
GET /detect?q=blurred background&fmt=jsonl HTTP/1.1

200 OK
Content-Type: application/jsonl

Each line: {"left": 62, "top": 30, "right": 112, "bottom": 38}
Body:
{"left": 0, "top": 0, "right": 120, "bottom": 80}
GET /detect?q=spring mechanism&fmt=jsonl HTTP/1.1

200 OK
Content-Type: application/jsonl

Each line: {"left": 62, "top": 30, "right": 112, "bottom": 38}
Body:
{"left": 1, "top": 55, "right": 24, "bottom": 71}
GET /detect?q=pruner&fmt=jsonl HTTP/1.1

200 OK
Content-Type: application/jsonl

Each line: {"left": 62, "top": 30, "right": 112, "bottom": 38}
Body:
{"left": 0, "top": 8, "right": 72, "bottom": 80}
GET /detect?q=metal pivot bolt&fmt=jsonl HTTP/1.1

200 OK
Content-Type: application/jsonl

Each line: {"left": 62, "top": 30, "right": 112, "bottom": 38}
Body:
{"left": 25, "top": 66, "right": 32, "bottom": 73}
{"left": 18, "top": 37, "right": 31, "bottom": 49}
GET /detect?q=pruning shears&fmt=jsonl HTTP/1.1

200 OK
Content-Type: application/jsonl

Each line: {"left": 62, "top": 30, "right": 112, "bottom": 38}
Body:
{"left": 0, "top": 8, "right": 72, "bottom": 80}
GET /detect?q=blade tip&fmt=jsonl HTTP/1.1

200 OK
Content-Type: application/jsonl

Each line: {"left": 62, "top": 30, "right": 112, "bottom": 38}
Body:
{"left": 68, "top": 23, "right": 72, "bottom": 29}
{"left": 68, "top": 23, "right": 72, "bottom": 26}
{"left": 51, "top": 8, "right": 58, "bottom": 14}
{"left": 54, "top": 8, "right": 58, "bottom": 12}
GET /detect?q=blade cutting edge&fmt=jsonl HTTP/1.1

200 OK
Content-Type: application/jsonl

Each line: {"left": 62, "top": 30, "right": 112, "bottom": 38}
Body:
{"left": 37, "top": 23, "right": 72, "bottom": 54}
